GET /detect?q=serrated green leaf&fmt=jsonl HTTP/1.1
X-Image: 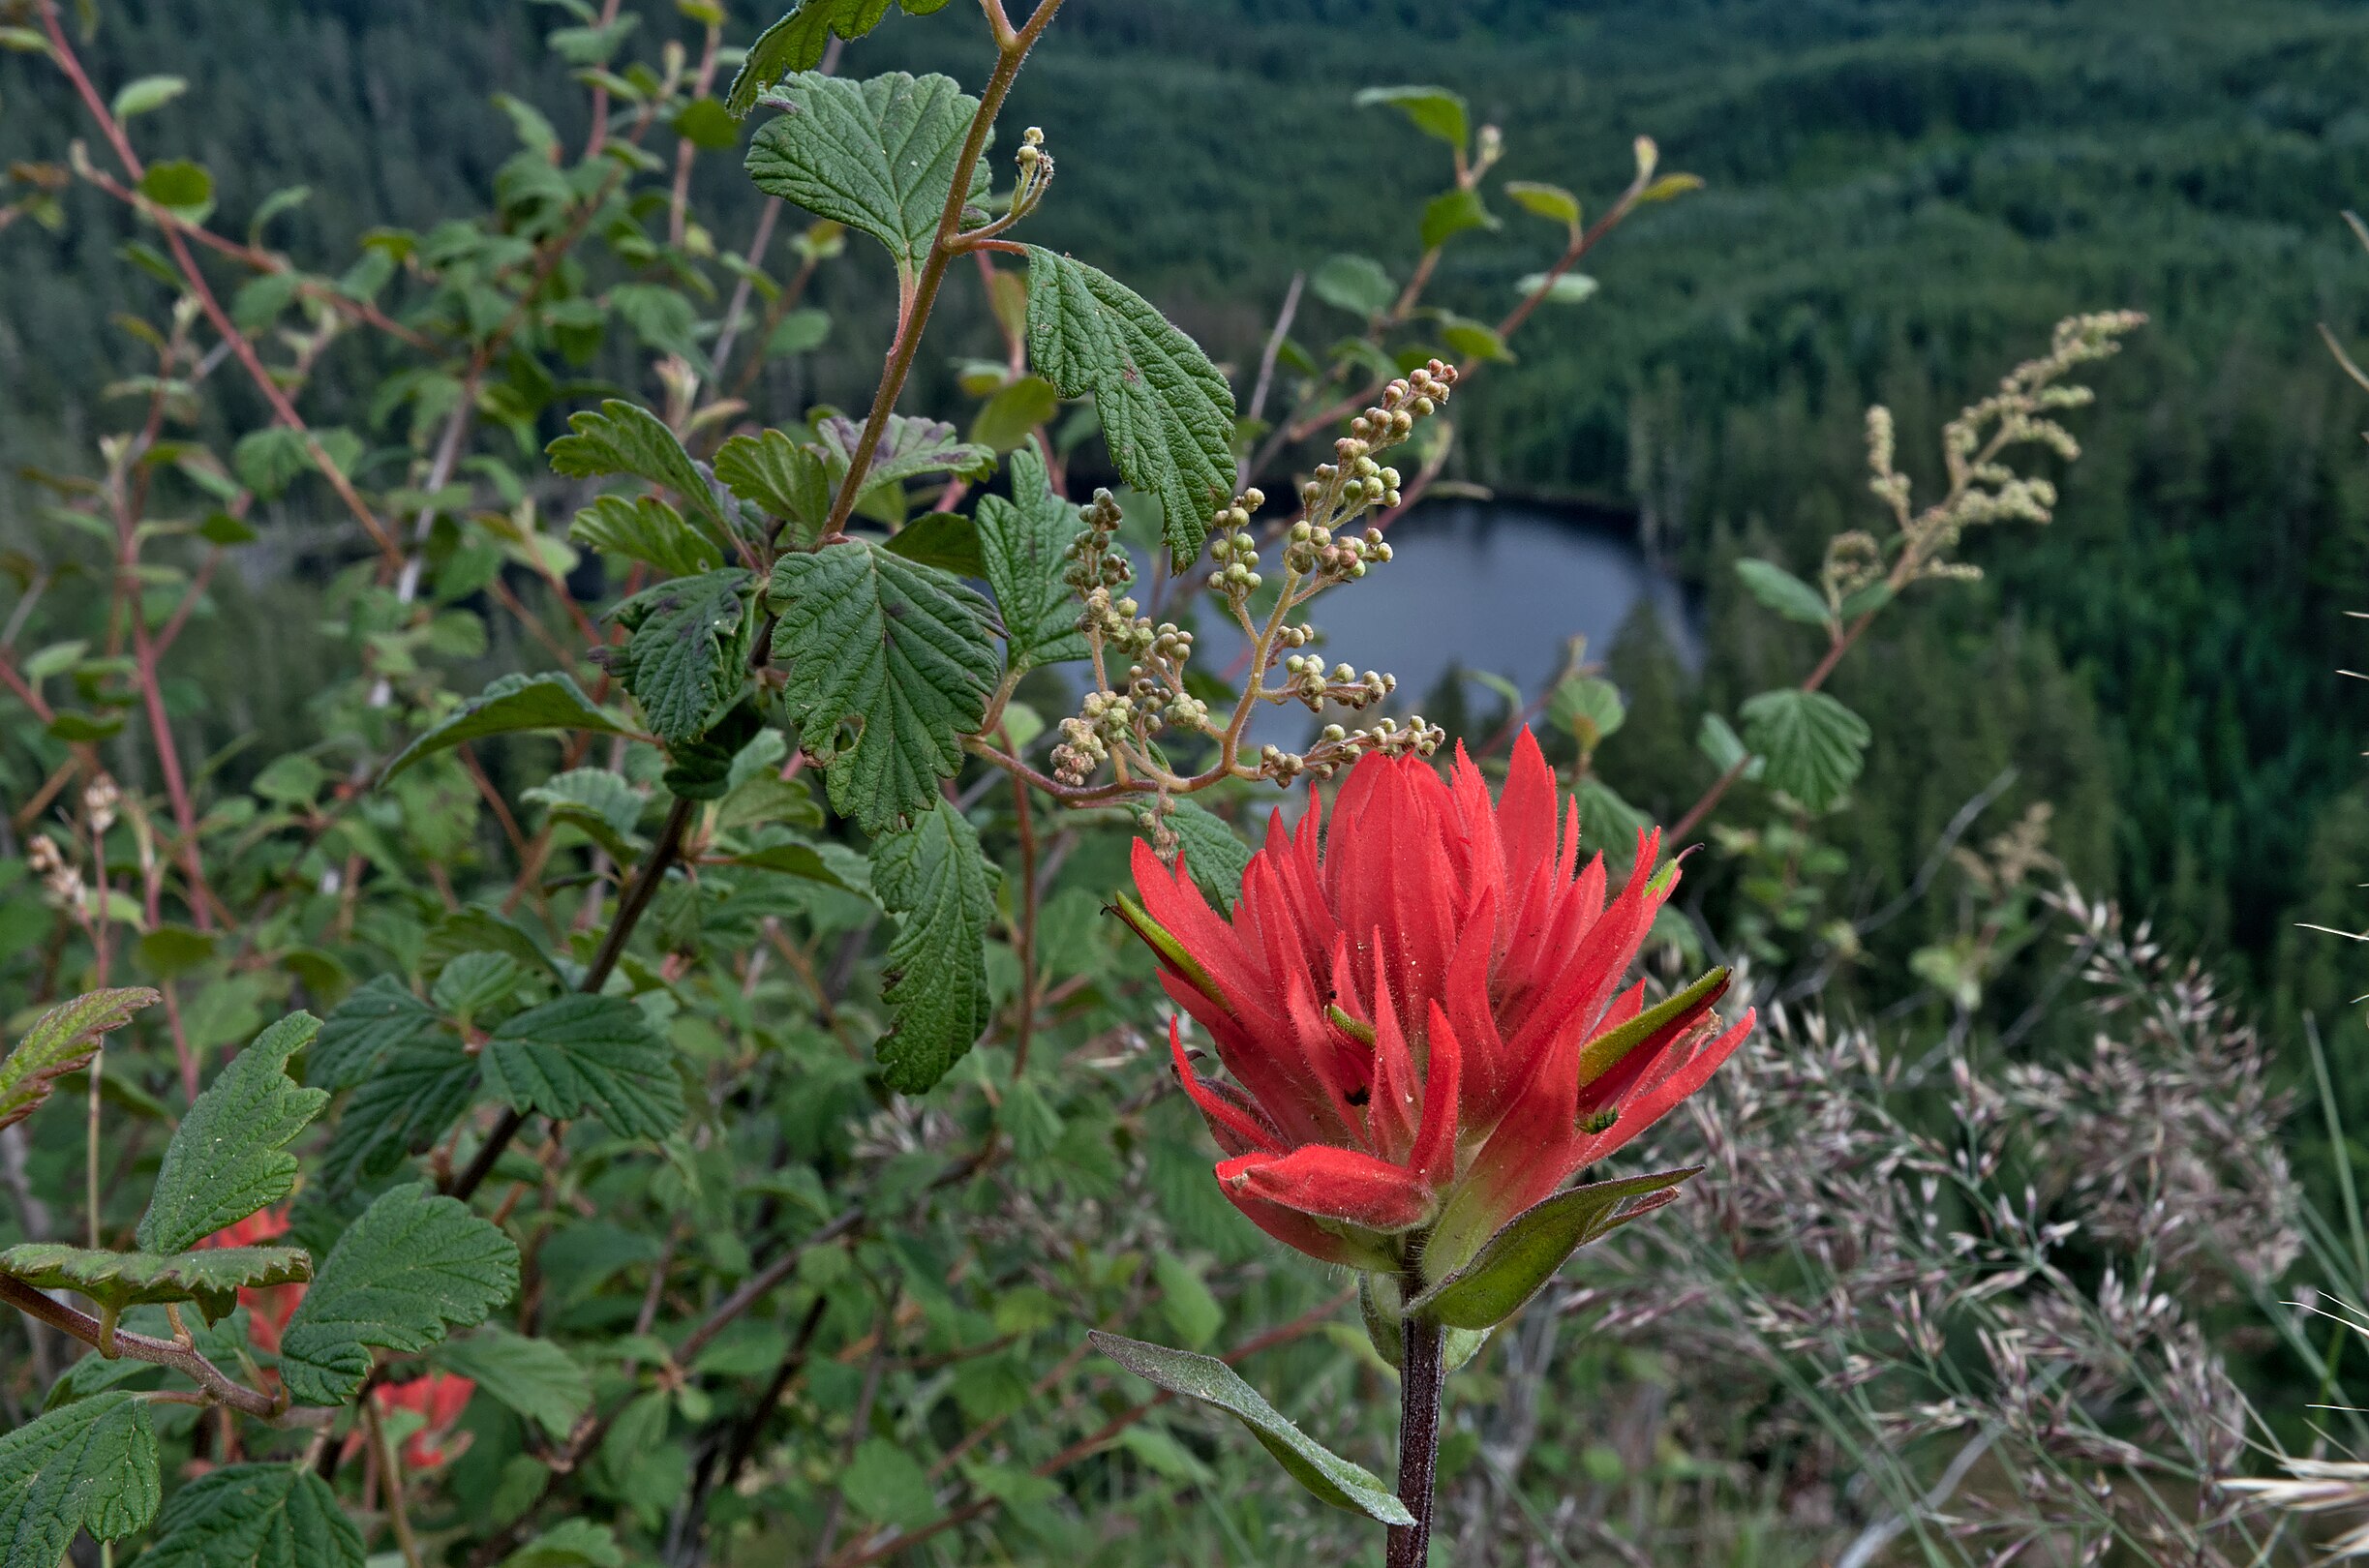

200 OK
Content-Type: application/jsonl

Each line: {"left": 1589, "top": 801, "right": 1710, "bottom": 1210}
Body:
{"left": 278, "top": 1183, "right": 520, "bottom": 1405}
{"left": 482, "top": 994, "right": 685, "bottom": 1141}
{"left": 1734, "top": 558, "right": 1835, "bottom": 627}
{"left": 819, "top": 412, "right": 994, "bottom": 499}
{"left": 744, "top": 71, "right": 986, "bottom": 283}
{"left": 139, "top": 1010, "right": 328, "bottom": 1254}
{"left": 1022, "top": 246, "right": 1237, "bottom": 564}
{"left": 607, "top": 568, "right": 754, "bottom": 744}
{"left": 501, "top": 1519, "right": 625, "bottom": 1568}
{"left": 724, "top": 0, "right": 957, "bottom": 118}
{"left": 1503, "top": 180, "right": 1579, "bottom": 226}
{"left": 714, "top": 428, "right": 832, "bottom": 542}
{"left": 724, "top": 839, "right": 871, "bottom": 894}
{"left": 1411, "top": 1168, "right": 1699, "bottom": 1330}
{"left": 0, "top": 986, "right": 157, "bottom": 1133}
{"left": 841, "top": 1436, "right": 938, "bottom": 1529}
{"left": 871, "top": 798, "right": 997, "bottom": 1092}
{"left": 0, "top": 1392, "right": 160, "bottom": 1558}
{"left": 137, "top": 1464, "right": 365, "bottom": 1568}
{"left": 382, "top": 672, "right": 631, "bottom": 782}
{"left": 0, "top": 1243, "right": 310, "bottom": 1320}
{"left": 970, "top": 374, "right": 1059, "bottom": 453}
{"left": 432, "top": 951, "right": 527, "bottom": 1023}
{"left": 569, "top": 495, "right": 723, "bottom": 577}
{"left": 767, "top": 541, "right": 998, "bottom": 831}
{"left": 881, "top": 511, "right": 985, "bottom": 577}
{"left": 1088, "top": 1332, "right": 1412, "bottom": 1524}
{"left": 977, "top": 441, "right": 1088, "bottom": 672}
{"left": 1739, "top": 688, "right": 1871, "bottom": 812}
{"left": 546, "top": 400, "right": 729, "bottom": 539}
{"left": 1353, "top": 84, "right": 1469, "bottom": 151}
{"left": 1419, "top": 186, "right": 1499, "bottom": 251}
{"left": 1309, "top": 254, "right": 1396, "bottom": 318}
{"left": 319, "top": 1037, "right": 477, "bottom": 1191}
{"left": 437, "top": 1327, "right": 592, "bottom": 1439}
{"left": 1549, "top": 676, "right": 1625, "bottom": 752}
{"left": 309, "top": 976, "right": 441, "bottom": 1090}
{"left": 523, "top": 769, "right": 647, "bottom": 859}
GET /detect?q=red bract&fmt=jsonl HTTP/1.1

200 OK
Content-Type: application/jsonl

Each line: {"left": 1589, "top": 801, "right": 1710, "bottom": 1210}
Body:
{"left": 1121, "top": 732, "right": 1751, "bottom": 1284}
{"left": 196, "top": 1206, "right": 303, "bottom": 1357}
{"left": 347, "top": 1372, "right": 477, "bottom": 1471}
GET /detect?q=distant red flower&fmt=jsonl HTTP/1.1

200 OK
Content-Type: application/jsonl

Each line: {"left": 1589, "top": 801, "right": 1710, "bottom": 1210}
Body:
{"left": 1120, "top": 732, "right": 1751, "bottom": 1284}
{"left": 343, "top": 1372, "right": 477, "bottom": 1471}
{"left": 196, "top": 1206, "right": 303, "bottom": 1357}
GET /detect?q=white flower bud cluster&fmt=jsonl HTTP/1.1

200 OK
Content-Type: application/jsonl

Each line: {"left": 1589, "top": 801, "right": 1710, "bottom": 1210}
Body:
{"left": 27, "top": 832, "right": 84, "bottom": 907}
{"left": 1283, "top": 520, "right": 1392, "bottom": 584}
{"left": 83, "top": 775, "right": 119, "bottom": 834}
{"left": 1256, "top": 712, "right": 1443, "bottom": 785}
{"left": 1277, "top": 654, "right": 1394, "bottom": 713}
{"left": 1011, "top": 126, "right": 1054, "bottom": 215}
{"left": 1204, "top": 488, "right": 1266, "bottom": 602}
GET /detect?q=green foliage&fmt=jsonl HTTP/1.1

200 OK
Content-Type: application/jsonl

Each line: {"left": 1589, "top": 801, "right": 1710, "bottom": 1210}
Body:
{"left": 606, "top": 569, "right": 756, "bottom": 744}
{"left": 0, "top": 986, "right": 156, "bottom": 1132}
{"left": 277, "top": 1184, "right": 520, "bottom": 1404}
{"left": 977, "top": 441, "right": 1089, "bottom": 672}
{"left": 1734, "top": 558, "right": 1834, "bottom": 628}
{"left": 1023, "top": 246, "right": 1238, "bottom": 562}
{"left": 0, "top": 1243, "right": 310, "bottom": 1319}
{"left": 0, "top": 1393, "right": 160, "bottom": 1562}
{"left": 872, "top": 797, "right": 998, "bottom": 1092}
{"left": 307, "top": 977, "right": 440, "bottom": 1091}
{"left": 482, "top": 994, "right": 686, "bottom": 1141}
{"left": 570, "top": 496, "right": 724, "bottom": 577}
{"left": 767, "top": 541, "right": 999, "bottom": 830}
{"left": 381, "top": 673, "right": 631, "bottom": 782}
{"left": 436, "top": 1327, "right": 593, "bottom": 1439}
{"left": 1352, "top": 84, "right": 1470, "bottom": 153}
{"left": 745, "top": 72, "right": 987, "bottom": 284}
{"left": 546, "top": 400, "right": 731, "bottom": 542}
{"left": 724, "top": 0, "right": 957, "bottom": 117}
{"left": 1412, "top": 1168, "right": 1697, "bottom": 1329}
{"left": 1739, "top": 688, "right": 1871, "bottom": 812}
{"left": 137, "top": 1011, "right": 327, "bottom": 1254}
{"left": 137, "top": 1466, "right": 366, "bottom": 1568}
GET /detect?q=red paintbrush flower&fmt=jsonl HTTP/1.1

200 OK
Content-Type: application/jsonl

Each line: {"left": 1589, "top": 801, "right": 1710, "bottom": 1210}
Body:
{"left": 1120, "top": 732, "right": 1751, "bottom": 1289}
{"left": 196, "top": 1205, "right": 304, "bottom": 1357}
{"left": 341, "top": 1372, "right": 478, "bottom": 1471}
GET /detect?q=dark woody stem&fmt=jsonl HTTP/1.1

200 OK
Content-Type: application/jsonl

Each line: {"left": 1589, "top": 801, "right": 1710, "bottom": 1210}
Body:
{"left": 1386, "top": 1270, "right": 1446, "bottom": 1568}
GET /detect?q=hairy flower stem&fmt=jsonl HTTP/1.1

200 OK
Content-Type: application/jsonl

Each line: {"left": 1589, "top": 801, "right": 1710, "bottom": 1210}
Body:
{"left": 1388, "top": 1292, "right": 1446, "bottom": 1568}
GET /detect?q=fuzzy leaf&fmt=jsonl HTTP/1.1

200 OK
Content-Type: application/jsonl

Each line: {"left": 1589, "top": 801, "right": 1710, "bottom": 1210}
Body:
{"left": 0, "top": 987, "right": 157, "bottom": 1133}
{"left": 714, "top": 428, "right": 832, "bottom": 542}
{"left": 139, "top": 1011, "right": 328, "bottom": 1254}
{"left": 1023, "top": 246, "right": 1237, "bottom": 563}
{"left": 482, "top": 994, "right": 685, "bottom": 1142}
{"left": 767, "top": 541, "right": 999, "bottom": 831}
{"left": 319, "top": 1038, "right": 478, "bottom": 1191}
{"left": 1734, "top": 558, "right": 1835, "bottom": 627}
{"left": 437, "top": 1328, "right": 592, "bottom": 1439}
{"left": 382, "top": 673, "right": 631, "bottom": 782}
{"left": 277, "top": 1184, "right": 520, "bottom": 1405}
{"left": 546, "top": 399, "right": 729, "bottom": 539}
{"left": 1088, "top": 1332, "right": 1413, "bottom": 1524}
{"left": 744, "top": 72, "right": 986, "bottom": 281}
{"left": 724, "top": 0, "right": 957, "bottom": 117}
{"left": 871, "top": 798, "right": 997, "bottom": 1093}
{"left": 522, "top": 769, "right": 648, "bottom": 859}
{"left": 570, "top": 496, "right": 723, "bottom": 577}
{"left": 1409, "top": 1169, "right": 1700, "bottom": 1330}
{"left": 0, "top": 1392, "right": 160, "bottom": 1559}
{"left": 608, "top": 568, "right": 754, "bottom": 744}
{"left": 819, "top": 413, "right": 994, "bottom": 498}
{"left": 137, "top": 1464, "right": 365, "bottom": 1568}
{"left": 1739, "top": 688, "right": 1871, "bottom": 811}
{"left": 977, "top": 441, "right": 1088, "bottom": 671}
{"left": 307, "top": 978, "right": 440, "bottom": 1091}
{"left": 0, "top": 1244, "right": 310, "bottom": 1320}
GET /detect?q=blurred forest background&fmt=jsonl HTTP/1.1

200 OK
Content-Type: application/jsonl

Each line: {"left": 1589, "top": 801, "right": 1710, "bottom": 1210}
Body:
{"left": 6, "top": 0, "right": 2368, "bottom": 1076}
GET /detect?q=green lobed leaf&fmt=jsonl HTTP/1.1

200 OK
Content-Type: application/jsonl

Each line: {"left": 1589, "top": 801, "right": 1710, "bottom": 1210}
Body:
{"left": 1549, "top": 675, "right": 1626, "bottom": 753}
{"left": 881, "top": 511, "right": 986, "bottom": 577}
{"left": 744, "top": 72, "right": 987, "bottom": 282}
{"left": 523, "top": 768, "right": 648, "bottom": 859}
{"left": 1088, "top": 1331, "right": 1414, "bottom": 1525}
{"left": 0, "top": 1392, "right": 160, "bottom": 1560}
{"left": 724, "top": 0, "right": 957, "bottom": 117}
{"left": 482, "top": 994, "right": 686, "bottom": 1142}
{"left": 1309, "top": 254, "right": 1396, "bottom": 318}
{"left": 570, "top": 495, "right": 724, "bottom": 577}
{"left": 436, "top": 1327, "right": 592, "bottom": 1439}
{"left": 138, "top": 1010, "right": 328, "bottom": 1254}
{"left": 308, "top": 977, "right": 440, "bottom": 1091}
{"left": 767, "top": 541, "right": 999, "bottom": 832}
{"left": 1734, "top": 558, "right": 1836, "bottom": 627}
{"left": 0, "top": 1243, "right": 310, "bottom": 1320}
{"left": 607, "top": 568, "right": 754, "bottom": 744}
{"left": 546, "top": 399, "right": 730, "bottom": 540}
{"left": 725, "top": 839, "right": 871, "bottom": 894}
{"left": 137, "top": 1464, "right": 365, "bottom": 1568}
{"left": 714, "top": 428, "right": 832, "bottom": 542}
{"left": 382, "top": 672, "right": 631, "bottom": 782}
{"left": 0, "top": 986, "right": 157, "bottom": 1133}
{"left": 819, "top": 413, "right": 994, "bottom": 498}
{"left": 1409, "top": 1168, "right": 1701, "bottom": 1330}
{"left": 976, "top": 440, "right": 1089, "bottom": 672}
{"left": 277, "top": 1183, "right": 521, "bottom": 1405}
{"left": 1022, "top": 246, "right": 1238, "bottom": 564}
{"left": 319, "top": 1037, "right": 478, "bottom": 1192}
{"left": 1739, "top": 688, "right": 1872, "bottom": 811}
{"left": 1352, "top": 84, "right": 1470, "bottom": 150}
{"left": 871, "top": 798, "right": 998, "bottom": 1093}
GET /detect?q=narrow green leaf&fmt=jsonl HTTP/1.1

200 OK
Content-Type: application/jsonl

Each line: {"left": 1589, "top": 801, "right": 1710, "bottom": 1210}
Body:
{"left": 0, "top": 1393, "right": 160, "bottom": 1559}
{"left": 0, "top": 1243, "right": 310, "bottom": 1320}
{"left": 1511, "top": 271, "right": 1598, "bottom": 307}
{"left": 482, "top": 994, "right": 685, "bottom": 1142}
{"left": 382, "top": 672, "right": 631, "bottom": 782}
{"left": 744, "top": 72, "right": 986, "bottom": 281}
{"left": 1352, "top": 84, "right": 1470, "bottom": 151}
{"left": 723, "top": 0, "right": 957, "bottom": 117}
{"left": 570, "top": 495, "right": 723, "bottom": 577}
{"left": 977, "top": 441, "right": 1088, "bottom": 672}
{"left": 1734, "top": 558, "right": 1836, "bottom": 627}
{"left": 1739, "top": 688, "right": 1872, "bottom": 811}
{"left": 139, "top": 1011, "right": 328, "bottom": 1254}
{"left": 1023, "top": 246, "right": 1238, "bottom": 564}
{"left": 277, "top": 1184, "right": 520, "bottom": 1405}
{"left": 0, "top": 986, "right": 157, "bottom": 1133}
{"left": 1695, "top": 712, "right": 1764, "bottom": 782}
{"left": 137, "top": 1464, "right": 366, "bottom": 1568}
{"left": 1088, "top": 1332, "right": 1413, "bottom": 1525}
{"left": 1409, "top": 1169, "right": 1701, "bottom": 1330}
{"left": 767, "top": 541, "right": 999, "bottom": 831}
{"left": 871, "top": 798, "right": 997, "bottom": 1093}
{"left": 436, "top": 1327, "right": 592, "bottom": 1439}
{"left": 1152, "top": 1253, "right": 1223, "bottom": 1349}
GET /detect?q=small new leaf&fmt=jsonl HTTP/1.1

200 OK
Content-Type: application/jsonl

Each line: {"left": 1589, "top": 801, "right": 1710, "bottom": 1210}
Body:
{"left": 382, "top": 672, "right": 631, "bottom": 783}
{"left": 1409, "top": 1169, "right": 1700, "bottom": 1330}
{"left": 483, "top": 994, "right": 685, "bottom": 1142}
{"left": 138, "top": 1010, "right": 328, "bottom": 1255}
{"left": 1419, "top": 186, "right": 1500, "bottom": 252}
{"left": 724, "top": 0, "right": 956, "bottom": 117}
{"left": 1739, "top": 688, "right": 1872, "bottom": 812}
{"left": 1735, "top": 558, "right": 1836, "bottom": 627}
{"left": 570, "top": 496, "right": 724, "bottom": 578}
{"left": 1089, "top": 1332, "right": 1413, "bottom": 1525}
{"left": 0, "top": 1393, "right": 160, "bottom": 1560}
{"left": 819, "top": 413, "right": 994, "bottom": 500}
{"left": 0, "top": 986, "right": 157, "bottom": 1133}
{"left": 715, "top": 427, "right": 833, "bottom": 542}
{"left": 871, "top": 798, "right": 997, "bottom": 1093}
{"left": 137, "top": 1464, "right": 366, "bottom": 1568}
{"left": 1023, "top": 246, "right": 1237, "bottom": 564}
{"left": 768, "top": 542, "right": 999, "bottom": 831}
{"left": 745, "top": 72, "right": 987, "bottom": 283}
{"left": 1503, "top": 180, "right": 1579, "bottom": 227}
{"left": 277, "top": 1184, "right": 520, "bottom": 1405}
{"left": 1309, "top": 255, "right": 1396, "bottom": 319}
{"left": 977, "top": 440, "right": 1089, "bottom": 671}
